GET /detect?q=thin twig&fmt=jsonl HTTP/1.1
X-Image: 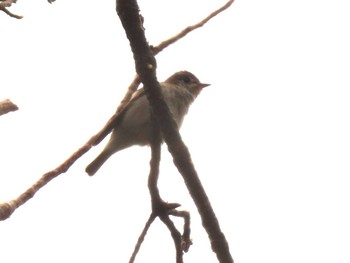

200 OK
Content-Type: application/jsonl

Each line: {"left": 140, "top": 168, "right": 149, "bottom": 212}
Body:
{"left": 91, "top": 1, "right": 234, "bottom": 145}
{"left": 0, "top": 0, "right": 234, "bottom": 225}
{"left": 153, "top": 0, "right": 234, "bottom": 55}
{"left": 0, "top": 0, "right": 17, "bottom": 8}
{"left": 128, "top": 114, "right": 184, "bottom": 262}
{"left": 0, "top": 0, "right": 23, "bottom": 19}
{"left": 129, "top": 213, "right": 156, "bottom": 263}
{"left": 116, "top": 0, "right": 234, "bottom": 262}
{"left": 0, "top": 99, "right": 18, "bottom": 116}
{"left": 0, "top": 136, "right": 96, "bottom": 220}
{"left": 169, "top": 209, "right": 192, "bottom": 252}
{"left": 159, "top": 214, "right": 184, "bottom": 263}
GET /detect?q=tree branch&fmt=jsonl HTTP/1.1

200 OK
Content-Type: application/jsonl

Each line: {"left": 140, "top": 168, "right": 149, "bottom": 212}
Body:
{"left": 129, "top": 114, "right": 183, "bottom": 262}
{"left": 0, "top": 2, "right": 234, "bottom": 240}
{"left": 153, "top": 0, "right": 234, "bottom": 54}
{"left": 0, "top": 136, "right": 96, "bottom": 220}
{"left": 90, "top": 0, "right": 234, "bottom": 146}
{"left": 159, "top": 214, "right": 184, "bottom": 263}
{"left": 169, "top": 209, "right": 192, "bottom": 253}
{"left": 0, "top": 0, "right": 226, "bottom": 218}
{"left": 128, "top": 213, "right": 156, "bottom": 263}
{"left": 0, "top": 0, "right": 23, "bottom": 19}
{"left": 0, "top": 99, "right": 18, "bottom": 116}
{"left": 116, "top": 0, "right": 234, "bottom": 262}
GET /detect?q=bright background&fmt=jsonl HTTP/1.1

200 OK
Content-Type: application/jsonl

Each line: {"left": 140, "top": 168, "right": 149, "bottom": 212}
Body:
{"left": 1, "top": 0, "right": 350, "bottom": 262}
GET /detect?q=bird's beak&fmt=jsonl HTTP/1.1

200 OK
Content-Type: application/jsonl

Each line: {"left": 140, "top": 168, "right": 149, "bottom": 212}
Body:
{"left": 199, "top": 83, "right": 210, "bottom": 88}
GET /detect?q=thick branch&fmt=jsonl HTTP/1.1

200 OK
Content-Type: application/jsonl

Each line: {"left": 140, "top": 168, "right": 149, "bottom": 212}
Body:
{"left": 91, "top": 1, "right": 234, "bottom": 145}
{"left": 0, "top": 3, "right": 234, "bottom": 243}
{"left": 116, "top": 0, "right": 234, "bottom": 262}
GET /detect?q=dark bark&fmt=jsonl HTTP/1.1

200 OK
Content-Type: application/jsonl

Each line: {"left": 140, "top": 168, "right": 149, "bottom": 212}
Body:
{"left": 116, "top": 1, "right": 234, "bottom": 262}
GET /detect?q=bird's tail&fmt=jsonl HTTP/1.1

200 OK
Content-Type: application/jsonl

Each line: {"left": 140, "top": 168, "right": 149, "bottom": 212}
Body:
{"left": 85, "top": 151, "right": 111, "bottom": 176}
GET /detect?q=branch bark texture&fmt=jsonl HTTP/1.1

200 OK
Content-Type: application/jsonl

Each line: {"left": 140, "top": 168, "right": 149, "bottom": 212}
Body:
{"left": 116, "top": 1, "right": 234, "bottom": 262}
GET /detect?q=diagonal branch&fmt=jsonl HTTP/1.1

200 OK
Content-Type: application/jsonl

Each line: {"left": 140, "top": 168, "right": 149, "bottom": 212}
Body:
{"left": 128, "top": 213, "right": 156, "bottom": 263}
{"left": 153, "top": 0, "right": 234, "bottom": 54}
{"left": 116, "top": 0, "right": 234, "bottom": 262}
{"left": 90, "top": 0, "right": 234, "bottom": 146}
{"left": 159, "top": 214, "right": 184, "bottom": 263}
{"left": 0, "top": 138, "right": 95, "bottom": 220}
{"left": 0, "top": 0, "right": 234, "bottom": 225}
{"left": 0, "top": 0, "right": 23, "bottom": 19}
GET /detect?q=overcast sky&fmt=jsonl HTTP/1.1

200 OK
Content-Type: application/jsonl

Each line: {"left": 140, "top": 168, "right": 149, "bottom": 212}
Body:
{"left": 1, "top": 0, "right": 350, "bottom": 263}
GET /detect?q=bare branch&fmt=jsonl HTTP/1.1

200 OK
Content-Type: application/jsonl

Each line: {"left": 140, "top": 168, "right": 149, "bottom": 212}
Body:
{"left": 129, "top": 213, "right": 156, "bottom": 263}
{"left": 159, "top": 214, "right": 184, "bottom": 263}
{"left": 169, "top": 209, "right": 192, "bottom": 253}
{"left": 0, "top": 2, "right": 234, "bottom": 237}
{"left": 0, "top": 0, "right": 16, "bottom": 9}
{"left": 0, "top": 0, "right": 23, "bottom": 19}
{"left": 129, "top": 115, "right": 183, "bottom": 262}
{"left": 0, "top": 200, "right": 17, "bottom": 221}
{"left": 90, "top": 0, "right": 234, "bottom": 145}
{"left": 0, "top": 136, "right": 96, "bottom": 220}
{"left": 153, "top": 0, "right": 235, "bottom": 54}
{"left": 0, "top": 99, "right": 18, "bottom": 116}
{"left": 116, "top": 0, "right": 234, "bottom": 262}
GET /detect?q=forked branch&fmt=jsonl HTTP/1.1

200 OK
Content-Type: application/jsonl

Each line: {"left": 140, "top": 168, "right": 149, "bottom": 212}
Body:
{"left": 129, "top": 116, "right": 188, "bottom": 263}
{"left": 92, "top": 0, "right": 234, "bottom": 145}
{"left": 0, "top": 8, "right": 234, "bottom": 256}
{"left": 116, "top": 0, "right": 234, "bottom": 262}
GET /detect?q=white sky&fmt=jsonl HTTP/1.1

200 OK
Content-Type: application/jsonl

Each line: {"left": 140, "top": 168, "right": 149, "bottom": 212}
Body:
{"left": 1, "top": 0, "right": 350, "bottom": 262}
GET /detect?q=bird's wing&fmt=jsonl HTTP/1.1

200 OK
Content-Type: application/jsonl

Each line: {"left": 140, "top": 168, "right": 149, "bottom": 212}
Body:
{"left": 91, "top": 87, "right": 148, "bottom": 145}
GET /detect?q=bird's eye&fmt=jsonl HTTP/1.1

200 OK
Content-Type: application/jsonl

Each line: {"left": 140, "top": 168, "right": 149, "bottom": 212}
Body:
{"left": 182, "top": 75, "right": 191, "bottom": 83}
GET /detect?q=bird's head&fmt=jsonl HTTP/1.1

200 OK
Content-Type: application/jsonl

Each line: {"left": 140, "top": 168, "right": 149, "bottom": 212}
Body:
{"left": 165, "top": 71, "right": 210, "bottom": 97}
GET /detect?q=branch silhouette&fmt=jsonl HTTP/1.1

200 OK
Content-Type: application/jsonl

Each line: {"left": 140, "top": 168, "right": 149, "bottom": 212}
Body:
{"left": 0, "top": 0, "right": 233, "bottom": 221}
{"left": 128, "top": 113, "right": 194, "bottom": 263}
{"left": 116, "top": 0, "right": 234, "bottom": 262}
{"left": 0, "top": 1, "right": 233, "bottom": 263}
{"left": 0, "top": 0, "right": 23, "bottom": 18}
{"left": 148, "top": 118, "right": 184, "bottom": 263}
{"left": 92, "top": 0, "right": 234, "bottom": 145}
{"left": 0, "top": 99, "right": 18, "bottom": 116}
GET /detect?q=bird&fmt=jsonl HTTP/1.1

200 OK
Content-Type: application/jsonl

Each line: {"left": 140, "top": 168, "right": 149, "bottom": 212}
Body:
{"left": 85, "top": 71, "right": 209, "bottom": 176}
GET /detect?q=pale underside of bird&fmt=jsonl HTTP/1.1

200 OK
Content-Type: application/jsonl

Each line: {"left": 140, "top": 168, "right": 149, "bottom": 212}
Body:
{"left": 85, "top": 71, "right": 209, "bottom": 176}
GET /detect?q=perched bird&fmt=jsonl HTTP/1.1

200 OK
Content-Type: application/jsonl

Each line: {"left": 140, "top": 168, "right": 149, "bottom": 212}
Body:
{"left": 85, "top": 71, "right": 209, "bottom": 176}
